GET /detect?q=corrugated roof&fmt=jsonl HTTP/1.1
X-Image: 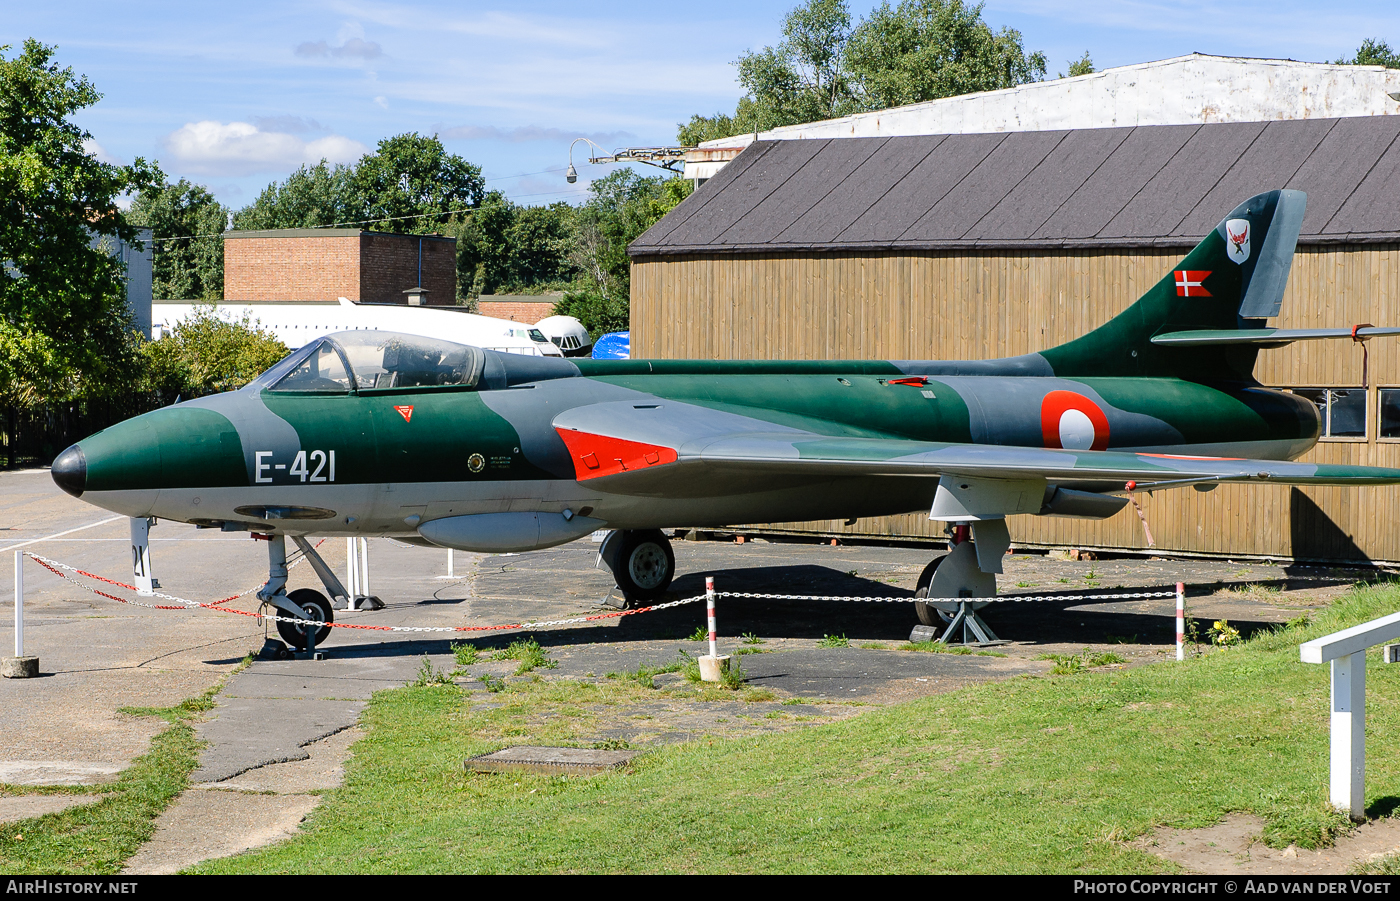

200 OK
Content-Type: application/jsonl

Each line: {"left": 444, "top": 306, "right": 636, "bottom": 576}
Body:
{"left": 630, "top": 117, "right": 1400, "bottom": 258}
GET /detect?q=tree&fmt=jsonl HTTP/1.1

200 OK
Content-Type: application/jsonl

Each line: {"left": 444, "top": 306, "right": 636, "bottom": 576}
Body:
{"left": 140, "top": 303, "right": 287, "bottom": 401}
{"left": 128, "top": 180, "right": 228, "bottom": 300}
{"left": 844, "top": 0, "right": 1046, "bottom": 111}
{"left": 679, "top": 0, "right": 1045, "bottom": 143}
{"left": 235, "top": 161, "right": 356, "bottom": 230}
{"left": 1061, "top": 52, "right": 1094, "bottom": 79}
{"left": 554, "top": 170, "right": 693, "bottom": 334}
{"left": 350, "top": 133, "right": 484, "bottom": 231}
{"left": 1334, "top": 39, "right": 1400, "bottom": 68}
{"left": 451, "top": 191, "right": 577, "bottom": 299}
{"left": 0, "top": 39, "right": 160, "bottom": 407}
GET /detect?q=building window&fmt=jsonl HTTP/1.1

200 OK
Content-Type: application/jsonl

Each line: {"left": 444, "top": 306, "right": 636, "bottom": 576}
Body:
{"left": 1293, "top": 388, "right": 1367, "bottom": 439}
{"left": 1379, "top": 389, "right": 1400, "bottom": 440}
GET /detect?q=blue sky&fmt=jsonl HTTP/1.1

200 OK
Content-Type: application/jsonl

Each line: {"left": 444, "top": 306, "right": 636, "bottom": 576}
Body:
{"left": 6, "top": 1, "right": 1400, "bottom": 210}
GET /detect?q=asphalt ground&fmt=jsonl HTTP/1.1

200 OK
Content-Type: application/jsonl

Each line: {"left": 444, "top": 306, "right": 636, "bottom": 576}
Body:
{"left": 0, "top": 467, "right": 1381, "bottom": 871}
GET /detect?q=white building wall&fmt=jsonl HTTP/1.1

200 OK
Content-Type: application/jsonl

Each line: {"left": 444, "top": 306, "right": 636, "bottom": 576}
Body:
{"left": 688, "top": 54, "right": 1400, "bottom": 178}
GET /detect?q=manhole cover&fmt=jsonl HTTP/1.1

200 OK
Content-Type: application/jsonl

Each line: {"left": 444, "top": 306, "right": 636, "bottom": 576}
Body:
{"left": 465, "top": 746, "right": 639, "bottom": 775}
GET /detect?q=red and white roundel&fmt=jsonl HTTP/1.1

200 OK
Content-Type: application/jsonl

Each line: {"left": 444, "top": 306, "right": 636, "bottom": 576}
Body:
{"left": 1041, "top": 390, "right": 1110, "bottom": 451}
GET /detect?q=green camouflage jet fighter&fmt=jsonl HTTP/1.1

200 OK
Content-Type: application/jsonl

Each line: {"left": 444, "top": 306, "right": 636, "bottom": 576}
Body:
{"left": 50, "top": 190, "right": 1400, "bottom": 647}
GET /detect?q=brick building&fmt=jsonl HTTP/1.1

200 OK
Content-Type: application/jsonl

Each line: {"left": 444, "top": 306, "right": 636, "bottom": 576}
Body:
{"left": 224, "top": 229, "right": 456, "bottom": 305}
{"left": 475, "top": 295, "right": 558, "bottom": 324}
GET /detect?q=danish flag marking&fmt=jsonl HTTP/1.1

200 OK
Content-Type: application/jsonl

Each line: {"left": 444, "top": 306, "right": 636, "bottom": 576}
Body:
{"left": 1174, "top": 270, "right": 1211, "bottom": 297}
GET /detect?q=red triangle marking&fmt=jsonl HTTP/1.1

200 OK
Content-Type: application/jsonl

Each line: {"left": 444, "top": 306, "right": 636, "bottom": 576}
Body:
{"left": 395, "top": 405, "right": 414, "bottom": 423}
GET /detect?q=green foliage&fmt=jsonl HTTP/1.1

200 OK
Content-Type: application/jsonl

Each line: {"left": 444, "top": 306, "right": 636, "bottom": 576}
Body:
{"left": 451, "top": 642, "right": 481, "bottom": 666}
{"left": 1334, "top": 38, "right": 1400, "bottom": 68}
{"left": 1209, "top": 620, "right": 1242, "bottom": 647}
{"left": 127, "top": 179, "right": 228, "bottom": 300}
{"left": 684, "top": 625, "right": 708, "bottom": 641}
{"left": 551, "top": 289, "right": 629, "bottom": 337}
{"left": 350, "top": 133, "right": 483, "bottom": 231}
{"left": 452, "top": 191, "right": 575, "bottom": 298}
{"left": 606, "top": 661, "right": 685, "bottom": 688}
{"left": 679, "top": 0, "right": 1046, "bottom": 142}
{"left": 234, "top": 161, "right": 356, "bottom": 230}
{"left": 412, "top": 656, "right": 456, "bottom": 687}
{"left": 0, "top": 40, "right": 160, "bottom": 408}
{"left": 817, "top": 633, "right": 850, "bottom": 647}
{"left": 490, "top": 638, "right": 557, "bottom": 676}
{"left": 1062, "top": 51, "right": 1095, "bottom": 78}
{"left": 742, "top": 632, "right": 765, "bottom": 645}
{"left": 1040, "top": 648, "right": 1125, "bottom": 674}
{"left": 139, "top": 302, "right": 287, "bottom": 401}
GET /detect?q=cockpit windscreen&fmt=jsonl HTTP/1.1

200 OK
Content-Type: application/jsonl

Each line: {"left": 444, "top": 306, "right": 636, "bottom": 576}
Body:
{"left": 264, "top": 332, "right": 485, "bottom": 393}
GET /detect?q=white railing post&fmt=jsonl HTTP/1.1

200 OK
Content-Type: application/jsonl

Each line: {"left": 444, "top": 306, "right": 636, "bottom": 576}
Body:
{"left": 1300, "top": 609, "right": 1400, "bottom": 823}
{"left": 1331, "top": 651, "right": 1366, "bottom": 821}
{"left": 13, "top": 550, "right": 22, "bottom": 658}
{"left": 130, "top": 516, "right": 155, "bottom": 597}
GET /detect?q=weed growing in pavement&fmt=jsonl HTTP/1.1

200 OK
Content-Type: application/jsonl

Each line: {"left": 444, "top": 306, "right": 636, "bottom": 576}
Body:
{"left": 1039, "top": 648, "right": 1126, "bottom": 674}
{"left": 412, "top": 656, "right": 456, "bottom": 687}
{"left": 491, "top": 638, "right": 557, "bottom": 675}
{"left": 902, "top": 642, "right": 1007, "bottom": 657}
{"left": 606, "top": 661, "right": 685, "bottom": 689}
{"left": 742, "top": 632, "right": 764, "bottom": 645}
{"left": 479, "top": 674, "right": 507, "bottom": 693}
{"left": 685, "top": 625, "right": 707, "bottom": 641}
{"left": 452, "top": 642, "right": 481, "bottom": 666}
{"left": 817, "top": 634, "right": 850, "bottom": 648}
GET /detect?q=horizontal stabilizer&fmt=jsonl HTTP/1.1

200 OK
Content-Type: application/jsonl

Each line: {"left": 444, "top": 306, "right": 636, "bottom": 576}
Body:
{"left": 1151, "top": 327, "right": 1400, "bottom": 347}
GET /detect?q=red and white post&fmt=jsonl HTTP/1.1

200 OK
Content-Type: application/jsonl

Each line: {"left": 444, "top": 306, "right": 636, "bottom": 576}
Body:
{"left": 707, "top": 576, "right": 717, "bottom": 659}
{"left": 1176, "top": 582, "right": 1185, "bottom": 661}
{"left": 699, "top": 576, "right": 730, "bottom": 682}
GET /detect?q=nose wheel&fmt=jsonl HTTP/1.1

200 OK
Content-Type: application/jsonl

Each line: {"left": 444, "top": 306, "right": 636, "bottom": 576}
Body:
{"left": 275, "top": 588, "right": 334, "bottom": 650}
{"left": 601, "top": 529, "right": 676, "bottom": 604}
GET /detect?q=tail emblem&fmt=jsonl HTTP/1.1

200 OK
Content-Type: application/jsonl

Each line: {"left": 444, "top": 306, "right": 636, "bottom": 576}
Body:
{"left": 1174, "top": 271, "right": 1212, "bottom": 297}
{"left": 1225, "top": 218, "right": 1251, "bottom": 264}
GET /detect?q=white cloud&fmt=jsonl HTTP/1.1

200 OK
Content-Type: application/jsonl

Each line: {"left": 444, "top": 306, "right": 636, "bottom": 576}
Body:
{"left": 295, "top": 36, "right": 383, "bottom": 60}
{"left": 162, "top": 121, "right": 369, "bottom": 177}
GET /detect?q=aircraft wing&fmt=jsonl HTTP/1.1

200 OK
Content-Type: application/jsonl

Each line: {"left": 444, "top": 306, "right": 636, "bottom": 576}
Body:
{"left": 552, "top": 400, "right": 1400, "bottom": 500}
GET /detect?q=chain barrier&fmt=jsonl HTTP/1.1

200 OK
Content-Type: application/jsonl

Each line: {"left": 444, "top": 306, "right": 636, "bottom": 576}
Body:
{"left": 22, "top": 551, "right": 704, "bottom": 635}
{"left": 717, "top": 589, "right": 1178, "bottom": 604}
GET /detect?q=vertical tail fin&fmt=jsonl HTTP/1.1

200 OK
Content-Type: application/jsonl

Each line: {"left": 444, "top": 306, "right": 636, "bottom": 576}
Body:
{"left": 1040, "top": 189, "right": 1307, "bottom": 381}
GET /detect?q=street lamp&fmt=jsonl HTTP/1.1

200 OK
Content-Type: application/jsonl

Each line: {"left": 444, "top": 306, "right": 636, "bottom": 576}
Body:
{"left": 566, "top": 138, "right": 610, "bottom": 184}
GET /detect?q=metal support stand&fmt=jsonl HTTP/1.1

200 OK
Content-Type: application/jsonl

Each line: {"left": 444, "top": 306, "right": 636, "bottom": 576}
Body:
{"left": 934, "top": 599, "right": 1005, "bottom": 646}
{"left": 343, "top": 537, "right": 383, "bottom": 610}
{"left": 129, "top": 517, "right": 158, "bottom": 597}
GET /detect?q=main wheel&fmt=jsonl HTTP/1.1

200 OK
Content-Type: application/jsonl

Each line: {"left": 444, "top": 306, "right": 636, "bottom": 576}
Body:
{"left": 913, "top": 556, "right": 947, "bottom": 627}
{"left": 609, "top": 529, "right": 676, "bottom": 603}
{"left": 276, "top": 587, "right": 334, "bottom": 650}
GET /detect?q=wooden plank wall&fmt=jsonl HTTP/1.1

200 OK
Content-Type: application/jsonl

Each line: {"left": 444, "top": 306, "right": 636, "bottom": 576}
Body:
{"left": 630, "top": 246, "right": 1400, "bottom": 561}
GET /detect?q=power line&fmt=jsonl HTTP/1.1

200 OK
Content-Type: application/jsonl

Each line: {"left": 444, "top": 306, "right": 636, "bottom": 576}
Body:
{"left": 148, "top": 175, "right": 589, "bottom": 244}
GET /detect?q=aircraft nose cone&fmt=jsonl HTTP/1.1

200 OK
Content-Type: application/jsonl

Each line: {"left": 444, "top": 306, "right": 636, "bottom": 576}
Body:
{"left": 51, "top": 444, "right": 86, "bottom": 497}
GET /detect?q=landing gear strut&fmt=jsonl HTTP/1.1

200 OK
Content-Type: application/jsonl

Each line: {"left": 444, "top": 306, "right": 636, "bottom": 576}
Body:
{"left": 912, "top": 522, "right": 1008, "bottom": 646}
{"left": 600, "top": 529, "right": 676, "bottom": 604}
{"left": 255, "top": 534, "right": 335, "bottom": 651}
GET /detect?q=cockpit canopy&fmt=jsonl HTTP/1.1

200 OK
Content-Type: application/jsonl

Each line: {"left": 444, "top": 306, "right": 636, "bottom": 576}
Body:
{"left": 256, "top": 332, "right": 486, "bottom": 394}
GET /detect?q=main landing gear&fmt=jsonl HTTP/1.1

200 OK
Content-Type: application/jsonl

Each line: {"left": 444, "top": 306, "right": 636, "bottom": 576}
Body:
{"left": 255, "top": 534, "right": 350, "bottom": 651}
{"left": 912, "top": 522, "right": 1010, "bottom": 647}
{"left": 599, "top": 529, "right": 676, "bottom": 605}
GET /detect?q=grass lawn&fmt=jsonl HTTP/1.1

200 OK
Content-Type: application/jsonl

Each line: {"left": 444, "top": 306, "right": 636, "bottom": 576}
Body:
{"left": 0, "top": 692, "right": 213, "bottom": 875}
{"left": 188, "top": 582, "right": 1400, "bottom": 873}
